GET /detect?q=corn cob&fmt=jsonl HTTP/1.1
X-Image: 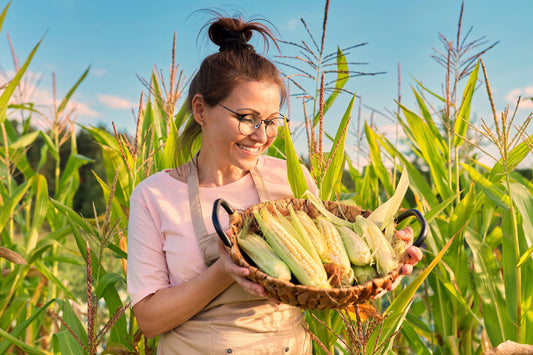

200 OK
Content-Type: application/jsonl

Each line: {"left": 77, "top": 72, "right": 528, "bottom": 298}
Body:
{"left": 294, "top": 210, "right": 331, "bottom": 263}
{"left": 315, "top": 216, "right": 355, "bottom": 287}
{"left": 253, "top": 207, "right": 330, "bottom": 288}
{"left": 354, "top": 215, "right": 398, "bottom": 275}
{"left": 352, "top": 265, "right": 378, "bottom": 284}
{"left": 337, "top": 226, "right": 372, "bottom": 266}
{"left": 237, "top": 233, "right": 292, "bottom": 282}
{"left": 287, "top": 205, "right": 323, "bottom": 265}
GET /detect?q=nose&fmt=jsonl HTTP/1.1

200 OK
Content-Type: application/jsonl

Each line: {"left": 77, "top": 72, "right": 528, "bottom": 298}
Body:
{"left": 249, "top": 121, "right": 269, "bottom": 143}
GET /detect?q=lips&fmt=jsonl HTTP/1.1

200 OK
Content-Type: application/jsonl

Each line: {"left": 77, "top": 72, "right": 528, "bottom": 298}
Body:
{"left": 237, "top": 143, "right": 261, "bottom": 154}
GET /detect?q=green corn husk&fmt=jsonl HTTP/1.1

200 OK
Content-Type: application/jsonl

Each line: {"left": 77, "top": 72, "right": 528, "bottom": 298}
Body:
{"left": 354, "top": 215, "right": 398, "bottom": 275}
{"left": 337, "top": 226, "right": 372, "bottom": 266}
{"left": 237, "top": 232, "right": 292, "bottom": 282}
{"left": 352, "top": 265, "right": 378, "bottom": 284}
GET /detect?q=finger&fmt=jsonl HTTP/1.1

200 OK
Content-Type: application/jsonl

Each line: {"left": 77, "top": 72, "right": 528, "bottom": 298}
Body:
{"left": 400, "top": 264, "right": 413, "bottom": 275}
{"left": 395, "top": 226, "right": 414, "bottom": 244}
{"left": 406, "top": 246, "right": 423, "bottom": 264}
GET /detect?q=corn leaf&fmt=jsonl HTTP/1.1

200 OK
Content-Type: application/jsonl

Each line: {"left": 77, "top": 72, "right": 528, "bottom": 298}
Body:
{"left": 411, "top": 75, "right": 446, "bottom": 103}
{"left": 368, "top": 166, "right": 409, "bottom": 234}
{"left": 52, "top": 330, "right": 85, "bottom": 355}
{"left": 401, "top": 322, "right": 432, "bottom": 355}
{"left": 0, "top": 299, "right": 55, "bottom": 354}
{"left": 0, "top": 328, "right": 46, "bottom": 355}
{"left": 489, "top": 137, "right": 533, "bottom": 183}
{"left": 161, "top": 115, "right": 178, "bottom": 169}
{"left": 366, "top": 221, "right": 456, "bottom": 354}
{"left": 0, "top": 176, "right": 36, "bottom": 235}
{"left": 320, "top": 93, "right": 354, "bottom": 200}
{"left": 102, "top": 285, "right": 128, "bottom": 344}
{"left": 375, "top": 130, "right": 439, "bottom": 207}
{"left": 56, "top": 66, "right": 90, "bottom": 115}
{"left": 453, "top": 61, "right": 479, "bottom": 147}
{"left": 0, "top": 1, "right": 11, "bottom": 36}
{"left": 399, "top": 102, "right": 451, "bottom": 200}
{"left": 364, "top": 121, "right": 393, "bottom": 197}
{"left": 0, "top": 35, "right": 43, "bottom": 124}
{"left": 4, "top": 130, "right": 39, "bottom": 150}
{"left": 26, "top": 175, "right": 48, "bottom": 256}
{"left": 56, "top": 154, "right": 93, "bottom": 204}
{"left": 467, "top": 227, "right": 515, "bottom": 345}
{"left": 462, "top": 163, "right": 511, "bottom": 209}
{"left": 313, "top": 47, "right": 348, "bottom": 126}
{"left": 412, "top": 89, "right": 447, "bottom": 155}
{"left": 284, "top": 120, "right": 308, "bottom": 198}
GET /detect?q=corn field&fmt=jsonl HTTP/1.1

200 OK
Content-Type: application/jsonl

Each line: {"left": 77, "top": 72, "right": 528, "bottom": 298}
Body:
{"left": 1, "top": 1, "right": 532, "bottom": 354}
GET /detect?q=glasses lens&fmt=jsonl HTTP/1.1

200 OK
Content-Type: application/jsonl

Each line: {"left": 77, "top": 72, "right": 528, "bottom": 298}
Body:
{"left": 265, "top": 117, "right": 286, "bottom": 137}
{"left": 238, "top": 116, "right": 287, "bottom": 137}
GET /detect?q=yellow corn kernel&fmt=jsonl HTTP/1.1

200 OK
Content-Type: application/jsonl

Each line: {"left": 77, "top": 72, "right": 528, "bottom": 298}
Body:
{"left": 254, "top": 207, "right": 330, "bottom": 288}
{"left": 315, "top": 216, "right": 355, "bottom": 286}
{"left": 295, "top": 211, "right": 331, "bottom": 263}
{"left": 238, "top": 233, "right": 292, "bottom": 281}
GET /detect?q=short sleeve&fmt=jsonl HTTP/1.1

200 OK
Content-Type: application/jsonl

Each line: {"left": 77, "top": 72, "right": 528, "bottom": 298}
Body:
{"left": 127, "top": 191, "right": 171, "bottom": 307}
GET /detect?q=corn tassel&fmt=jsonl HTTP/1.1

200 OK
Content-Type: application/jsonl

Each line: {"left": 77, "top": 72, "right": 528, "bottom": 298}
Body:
{"left": 253, "top": 207, "right": 330, "bottom": 288}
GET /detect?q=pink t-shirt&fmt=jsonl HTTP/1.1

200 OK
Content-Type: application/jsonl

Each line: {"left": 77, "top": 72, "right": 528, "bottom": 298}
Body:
{"left": 127, "top": 156, "right": 318, "bottom": 307}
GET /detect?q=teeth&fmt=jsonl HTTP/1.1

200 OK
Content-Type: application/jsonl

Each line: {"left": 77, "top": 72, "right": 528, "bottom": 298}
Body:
{"left": 238, "top": 144, "right": 260, "bottom": 153}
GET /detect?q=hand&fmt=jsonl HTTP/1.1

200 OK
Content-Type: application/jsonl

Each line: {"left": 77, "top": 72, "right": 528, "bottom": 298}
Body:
{"left": 373, "top": 226, "right": 423, "bottom": 299}
{"left": 217, "top": 241, "right": 268, "bottom": 298}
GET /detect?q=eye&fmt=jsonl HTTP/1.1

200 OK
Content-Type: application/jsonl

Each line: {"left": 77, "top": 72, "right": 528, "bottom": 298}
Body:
{"left": 238, "top": 114, "right": 255, "bottom": 124}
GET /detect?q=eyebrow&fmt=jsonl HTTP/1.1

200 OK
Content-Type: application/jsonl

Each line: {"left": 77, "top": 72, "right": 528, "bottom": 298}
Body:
{"left": 234, "top": 107, "right": 280, "bottom": 117}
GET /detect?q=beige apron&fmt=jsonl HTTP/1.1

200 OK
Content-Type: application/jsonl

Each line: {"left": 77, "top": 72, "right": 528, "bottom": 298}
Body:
{"left": 158, "top": 160, "right": 312, "bottom": 355}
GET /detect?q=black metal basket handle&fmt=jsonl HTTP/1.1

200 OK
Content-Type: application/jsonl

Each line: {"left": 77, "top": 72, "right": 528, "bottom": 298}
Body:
{"left": 394, "top": 209, "right": 428, "bottom": 248}
{"left": 212, "top": 198, "right": 236, "bottom": 248}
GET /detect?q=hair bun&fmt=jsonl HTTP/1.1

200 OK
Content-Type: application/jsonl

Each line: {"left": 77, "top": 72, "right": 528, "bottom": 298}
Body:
{"left": 209, "top": 19, "right": 255, "bottom": 53}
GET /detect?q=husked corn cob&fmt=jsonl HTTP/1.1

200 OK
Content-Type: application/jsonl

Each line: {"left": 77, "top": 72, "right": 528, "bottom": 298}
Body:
{"left": 315, "top": 216, "right": 355, "bottom": 287}
{"left": 354, "top": 215, "right": 398, "bottom": 275}
{"left": 253, "top": 207, "right": 330, "bottom": 288}
{"left": 237, "top": 233, "right": 291, "bottom": 282}
{"left": 295, "top": 210, "right": 331, "bottom": 263}
{"left": 271, "top": 206, "right": 322, "bottom": 266}
{"left": 337, "top": 226, "right": 372, "bottom": 266}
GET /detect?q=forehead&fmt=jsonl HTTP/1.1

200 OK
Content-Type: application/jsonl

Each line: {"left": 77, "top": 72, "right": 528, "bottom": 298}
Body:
{"left": 224, "top": 80, "right": 281, "bottom": 108}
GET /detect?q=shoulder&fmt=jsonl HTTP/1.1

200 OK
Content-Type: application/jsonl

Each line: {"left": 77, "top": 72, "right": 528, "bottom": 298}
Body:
{"left": 131, "top": 170, "right": 186, "bottom": 201}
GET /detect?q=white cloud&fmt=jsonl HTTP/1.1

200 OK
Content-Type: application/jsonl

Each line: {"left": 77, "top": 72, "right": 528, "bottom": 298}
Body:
{"left": 91, "top": 68, "right": 107, "bottom": 77}
{"left": 505, "top": 86, "right": 533, "bottom": 109}
{"left": 98, "top": 94, "right": 136, "bottom": 110}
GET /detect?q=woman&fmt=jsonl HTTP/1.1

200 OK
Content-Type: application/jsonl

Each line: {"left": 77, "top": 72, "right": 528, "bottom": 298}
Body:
{"left": 127, "top": 15, "right": 422, "bottom": 354}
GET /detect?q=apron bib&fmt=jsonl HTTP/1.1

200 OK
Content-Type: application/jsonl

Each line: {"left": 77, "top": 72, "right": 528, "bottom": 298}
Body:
{"left": 157, "top": 159, "right": 311, "bottom": 355}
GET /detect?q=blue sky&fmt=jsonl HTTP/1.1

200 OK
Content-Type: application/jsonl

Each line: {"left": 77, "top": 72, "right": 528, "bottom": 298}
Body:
{"left": 1, "top": 0, "right": 532, "bottom": 159}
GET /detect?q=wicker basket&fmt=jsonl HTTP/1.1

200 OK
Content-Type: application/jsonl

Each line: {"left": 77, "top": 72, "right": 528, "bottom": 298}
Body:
{"left": 212, "top": 198, "right": 426, "bottom": 310}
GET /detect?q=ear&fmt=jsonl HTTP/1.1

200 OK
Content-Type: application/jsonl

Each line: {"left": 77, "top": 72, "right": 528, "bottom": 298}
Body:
{"left": 191, "top": 93, "right": 207, "bottom": 126}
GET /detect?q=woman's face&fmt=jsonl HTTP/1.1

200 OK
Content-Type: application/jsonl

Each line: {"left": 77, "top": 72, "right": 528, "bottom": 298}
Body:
{"left": 195, "top": 80, "right": 281, "bottom": 183}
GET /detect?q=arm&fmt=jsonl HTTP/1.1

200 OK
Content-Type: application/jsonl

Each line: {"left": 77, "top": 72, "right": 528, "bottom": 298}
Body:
{"left": 127, "top": 195, "right": 236, "bottom": 338}
{"left": 133, "top": 259, "right": 234, "bottom": 338}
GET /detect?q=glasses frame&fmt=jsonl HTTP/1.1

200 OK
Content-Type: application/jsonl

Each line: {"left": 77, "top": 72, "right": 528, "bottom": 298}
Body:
{"left": 217, "top": 103, "right": 289, "bottom": 138}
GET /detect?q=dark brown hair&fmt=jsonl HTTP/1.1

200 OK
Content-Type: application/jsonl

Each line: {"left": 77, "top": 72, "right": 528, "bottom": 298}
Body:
{"left": 177, "top": 15, "right": 287, "bottom": 162}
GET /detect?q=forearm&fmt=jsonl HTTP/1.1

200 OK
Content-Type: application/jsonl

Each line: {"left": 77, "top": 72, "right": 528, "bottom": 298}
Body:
{"left": 133, "top": 259, "right": 234, "bottom": 338}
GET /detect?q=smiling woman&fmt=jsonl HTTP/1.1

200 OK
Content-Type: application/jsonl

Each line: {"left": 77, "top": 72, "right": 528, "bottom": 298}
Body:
{"left": 126, "top": 14, "right": 319, "bottom": 354}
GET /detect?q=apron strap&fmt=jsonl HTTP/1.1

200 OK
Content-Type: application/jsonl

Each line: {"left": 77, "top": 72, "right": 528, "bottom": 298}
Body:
{"left": 188, "top": 156, "right": 270, "bottom": 267}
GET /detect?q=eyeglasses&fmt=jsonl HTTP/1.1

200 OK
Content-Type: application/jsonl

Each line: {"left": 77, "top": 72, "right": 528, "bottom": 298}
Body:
{"left": 217, "top": 103, "right": 289, "bottom": 138}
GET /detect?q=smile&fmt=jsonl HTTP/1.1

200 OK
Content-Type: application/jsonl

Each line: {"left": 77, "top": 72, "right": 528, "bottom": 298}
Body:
{"left": 237, "top": 144, "right": 261, "bottom": 153}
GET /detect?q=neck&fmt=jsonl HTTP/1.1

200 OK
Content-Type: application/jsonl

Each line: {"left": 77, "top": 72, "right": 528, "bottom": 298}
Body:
{"left": 195, "top": 152, "right": 251, "bottom": 187}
